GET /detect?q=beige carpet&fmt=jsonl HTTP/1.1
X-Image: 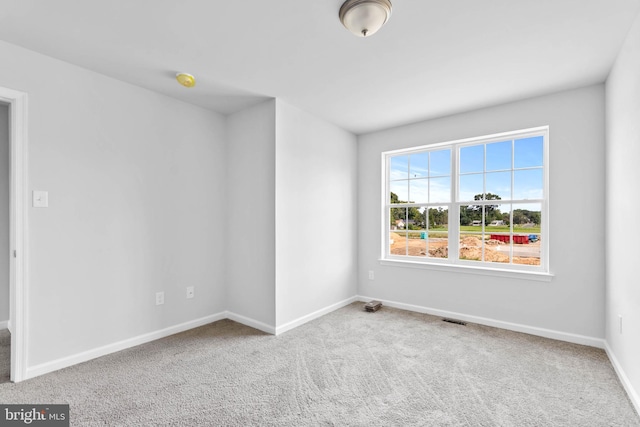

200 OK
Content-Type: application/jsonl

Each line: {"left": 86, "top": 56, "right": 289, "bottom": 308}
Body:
{"left": 0, "top": 303, "right": 638, "bottom": 426}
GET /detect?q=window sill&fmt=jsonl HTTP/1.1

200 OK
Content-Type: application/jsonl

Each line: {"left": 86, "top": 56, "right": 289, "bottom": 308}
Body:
{"left": 378, "top": 258, "right": 554, "bottom": 282}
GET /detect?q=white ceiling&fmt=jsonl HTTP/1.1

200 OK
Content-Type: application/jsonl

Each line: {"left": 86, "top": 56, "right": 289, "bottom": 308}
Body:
{"left": 0, "top": 0, "right": 638, "bottom": 134}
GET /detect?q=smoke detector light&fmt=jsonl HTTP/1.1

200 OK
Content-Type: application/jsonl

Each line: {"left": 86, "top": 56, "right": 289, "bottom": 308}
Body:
{"left": 339, "top": 0, "right": 392, "bottom": 37}
{"left": 176, "top": 73, "right": 196, "bottom": 88}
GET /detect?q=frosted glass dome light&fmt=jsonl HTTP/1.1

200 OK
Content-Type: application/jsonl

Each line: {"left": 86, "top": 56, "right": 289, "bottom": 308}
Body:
{"left": 339, "top": 0, "right": 392, "bottom": 37}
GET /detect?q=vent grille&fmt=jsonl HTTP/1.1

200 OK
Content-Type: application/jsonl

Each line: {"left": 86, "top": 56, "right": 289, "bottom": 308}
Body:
{"left": 442, "top": 318, "right": 467, "bottom": 326}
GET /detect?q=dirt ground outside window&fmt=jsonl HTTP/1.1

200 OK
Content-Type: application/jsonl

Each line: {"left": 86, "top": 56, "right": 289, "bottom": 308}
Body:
{"left": 389, "top": 233, "right": 540, "bottom": 265}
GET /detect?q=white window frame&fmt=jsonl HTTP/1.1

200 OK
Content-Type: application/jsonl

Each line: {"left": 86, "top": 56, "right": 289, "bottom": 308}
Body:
{"left": 381, "top": 126, "right": 551, "bottom": 281}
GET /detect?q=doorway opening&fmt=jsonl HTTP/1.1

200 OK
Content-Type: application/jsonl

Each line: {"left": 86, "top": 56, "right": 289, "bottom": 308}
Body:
{"left": 0, "top": 87, "right": 28, "bottom": 383}
{"left": 0, "top": 102, "right": 9, "bottom": 382}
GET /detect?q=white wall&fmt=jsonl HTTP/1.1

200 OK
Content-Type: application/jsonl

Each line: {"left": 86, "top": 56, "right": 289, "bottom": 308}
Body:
{"left": 0, "top": 40, "right": 228, "bottom": 367}
{"left": 358, "top": 85, "right": 606, "bottom": 340}
{"left": 274, "top": 100, "right": 357, "bottom": 328}
{"left": 0, "top": 104, "right": 8, "bottom": 325}
{"left": 605, "top": 11, "right": 640, "bottom": 409}
{"left": 226, "top": 100, "right": 277, "bottom": 328}
{"left": 225, "top": 99, "right": 358, "bottom": 331}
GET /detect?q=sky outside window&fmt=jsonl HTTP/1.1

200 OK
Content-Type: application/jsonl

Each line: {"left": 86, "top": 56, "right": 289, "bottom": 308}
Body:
{"left": 409, "top": 152, "right": 429, "bottom": 178}
{"left": 390, "top": 155, "right": 409, "bottom": 180}
{"left": 460, "top": 145, "right": 483, "bottom": 173}
{"left": 429, "top": 150, "right": 451, "bottom": 176}
{"left": 391, "top": 137, "right": 542, "bottom": 204}
{"left": 458, "top": 137, "right": 543, "bottom": 202}
{"left": 515, "top": 136, "right": 543, "bottom": 168}
{"left": 486, "top": 141, "right": 511, "bottom": 171}
{"left": 391, "top": 149, "right": 451, "bottom": 203}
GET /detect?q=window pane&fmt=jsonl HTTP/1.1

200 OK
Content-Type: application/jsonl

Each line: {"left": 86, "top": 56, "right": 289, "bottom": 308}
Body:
{"left": 390, "top": 181, "right": 408, "bottom": 203}
{"left": 513, "top": 203, "right": 541, "bottom": 266}
{"left": 514, "top": 169, "right": 543, "bottom": 200}
{"left": 485, "top": 171, "right": 511, "bottom": 200}
{"left": 409, "top": 179, "right": 428, "bottom": 203}
{"left": 486, "top": 140, "right": 512, "bottom": 171}
{"left": 389, "top": 232, "right": 407, "bottom": 256}
{"left": 514, "top": 136, "right": 543, "bottom": 168}
{"left": 409, "top": 152, "right": 429, "bottom": 178}
{"left": 460, "top": 144, "right": 484, "bottom": 174}
{"left": 390, "top": 207, "right": 407, "bottom": 230}
{"left": 512, "top": 204, "right": 540, "bottom": 227}
{"left": 430, "top": 149, "right": 451, "bottom": 177}
{"left": 485, "top": 203, "right": 508, "bottom": 228}
{"left": 407, "top": 206, "right": 426, "bottom": 230}
{"left": 485, "top": 204, "right": 510, "bottom": 264}
{"left": 459, "top": 206, "right": 482, "bottom": 261}
{"left": 427, "top": 206, "right": 448, "bottom": 258}
{"left": 459, "top": 173, "right": 483, "bottom": 201}
{"left": 390, "top": 206, "right": 424, "bottom": 256}
{"left": 459, "top": 204, "right": 482, "bottom": 226}
{"left": 429, "top": 176, "right": 451, "bottom": 203}
{"left": 407, "top": 230, "right": 427, "bottom": 257}
{"left": 390, "top": 155, "right": 409, "bottom": 180}
{"left": 384, "top": 129, "right": 546, "bottom": 271}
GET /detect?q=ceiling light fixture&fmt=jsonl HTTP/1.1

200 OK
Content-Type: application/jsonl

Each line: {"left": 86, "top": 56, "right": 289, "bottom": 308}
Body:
{"left": 339, "top": 0, "right": 392, "bottom": 37}
{"left": 176, "top": 72, "right": 196, "bottom": 88}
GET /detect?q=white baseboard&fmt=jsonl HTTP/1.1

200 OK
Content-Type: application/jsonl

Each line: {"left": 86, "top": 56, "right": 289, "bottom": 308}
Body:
{"left": 225, "top": 311, "right": 276, "bottom": 335}
{"left": 26, "top": 312, "right": 226, "bottom": 380}
{"left": 356, "top": 295, "right": 605, "bottom": 349}
{"left": 605, "top": 342, "right": 640, "bottom": 416}
{"left": 0, "top": 320, "right": 8, "bottom": 330}
{"left": 275, "top": 296, "right": 358, "bottom": 335}
{"left": 25, "top": 308, "right": 301, "bottom": 381}
{"left": 19, "top": 296, "right": 614, "bottom": 386}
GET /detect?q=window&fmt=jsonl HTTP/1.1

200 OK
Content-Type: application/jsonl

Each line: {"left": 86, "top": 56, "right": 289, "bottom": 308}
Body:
{"left": 384, "top": 127, "right": 548, "bottom": 274}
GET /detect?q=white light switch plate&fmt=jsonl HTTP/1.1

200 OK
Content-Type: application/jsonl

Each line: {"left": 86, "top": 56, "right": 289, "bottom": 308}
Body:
{"left": 33, "top": 191, "right": 49, "bottom": 208}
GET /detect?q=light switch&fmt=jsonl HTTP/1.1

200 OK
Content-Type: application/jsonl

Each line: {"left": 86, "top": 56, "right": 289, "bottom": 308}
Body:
{"left": 33, "top": 191, "right": 49, "bottom": 208}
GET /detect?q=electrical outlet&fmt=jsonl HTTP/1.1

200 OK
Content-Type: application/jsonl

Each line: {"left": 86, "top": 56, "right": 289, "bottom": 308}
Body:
{"left": 368, "top": 270, "right": 375, "bottom": 280}
{"left": 186, "top": 286, "right": 194, "bottom": 299}
{"left": 619, "top": 315, "right": 623, "bottom": 334}
{"left": 156, "top": 291, "right": 164, "bottom": 305}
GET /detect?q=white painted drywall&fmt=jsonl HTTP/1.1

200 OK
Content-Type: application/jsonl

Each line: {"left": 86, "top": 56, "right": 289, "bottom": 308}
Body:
{"left": 274, "top": 100, "right": 357, "bottom": 327}
{"left": 226, "top": 100, "right": 277, "bottom": 328}
{"left": 0, "top": 40, "right": 227, "bottom": 367}
{"left": 605, "top": 11, "right": 640, "bottom": 406}
{"left": 358, "top": 85, "right": 606, "bottom": 339}
{"left": 0, "top": 104, "right": 8, "bottom": 325}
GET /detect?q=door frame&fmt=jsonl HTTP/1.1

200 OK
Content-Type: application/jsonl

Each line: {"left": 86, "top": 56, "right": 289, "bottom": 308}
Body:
{"left": 0, "top": 86, "right": 28, "bottom": 382}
